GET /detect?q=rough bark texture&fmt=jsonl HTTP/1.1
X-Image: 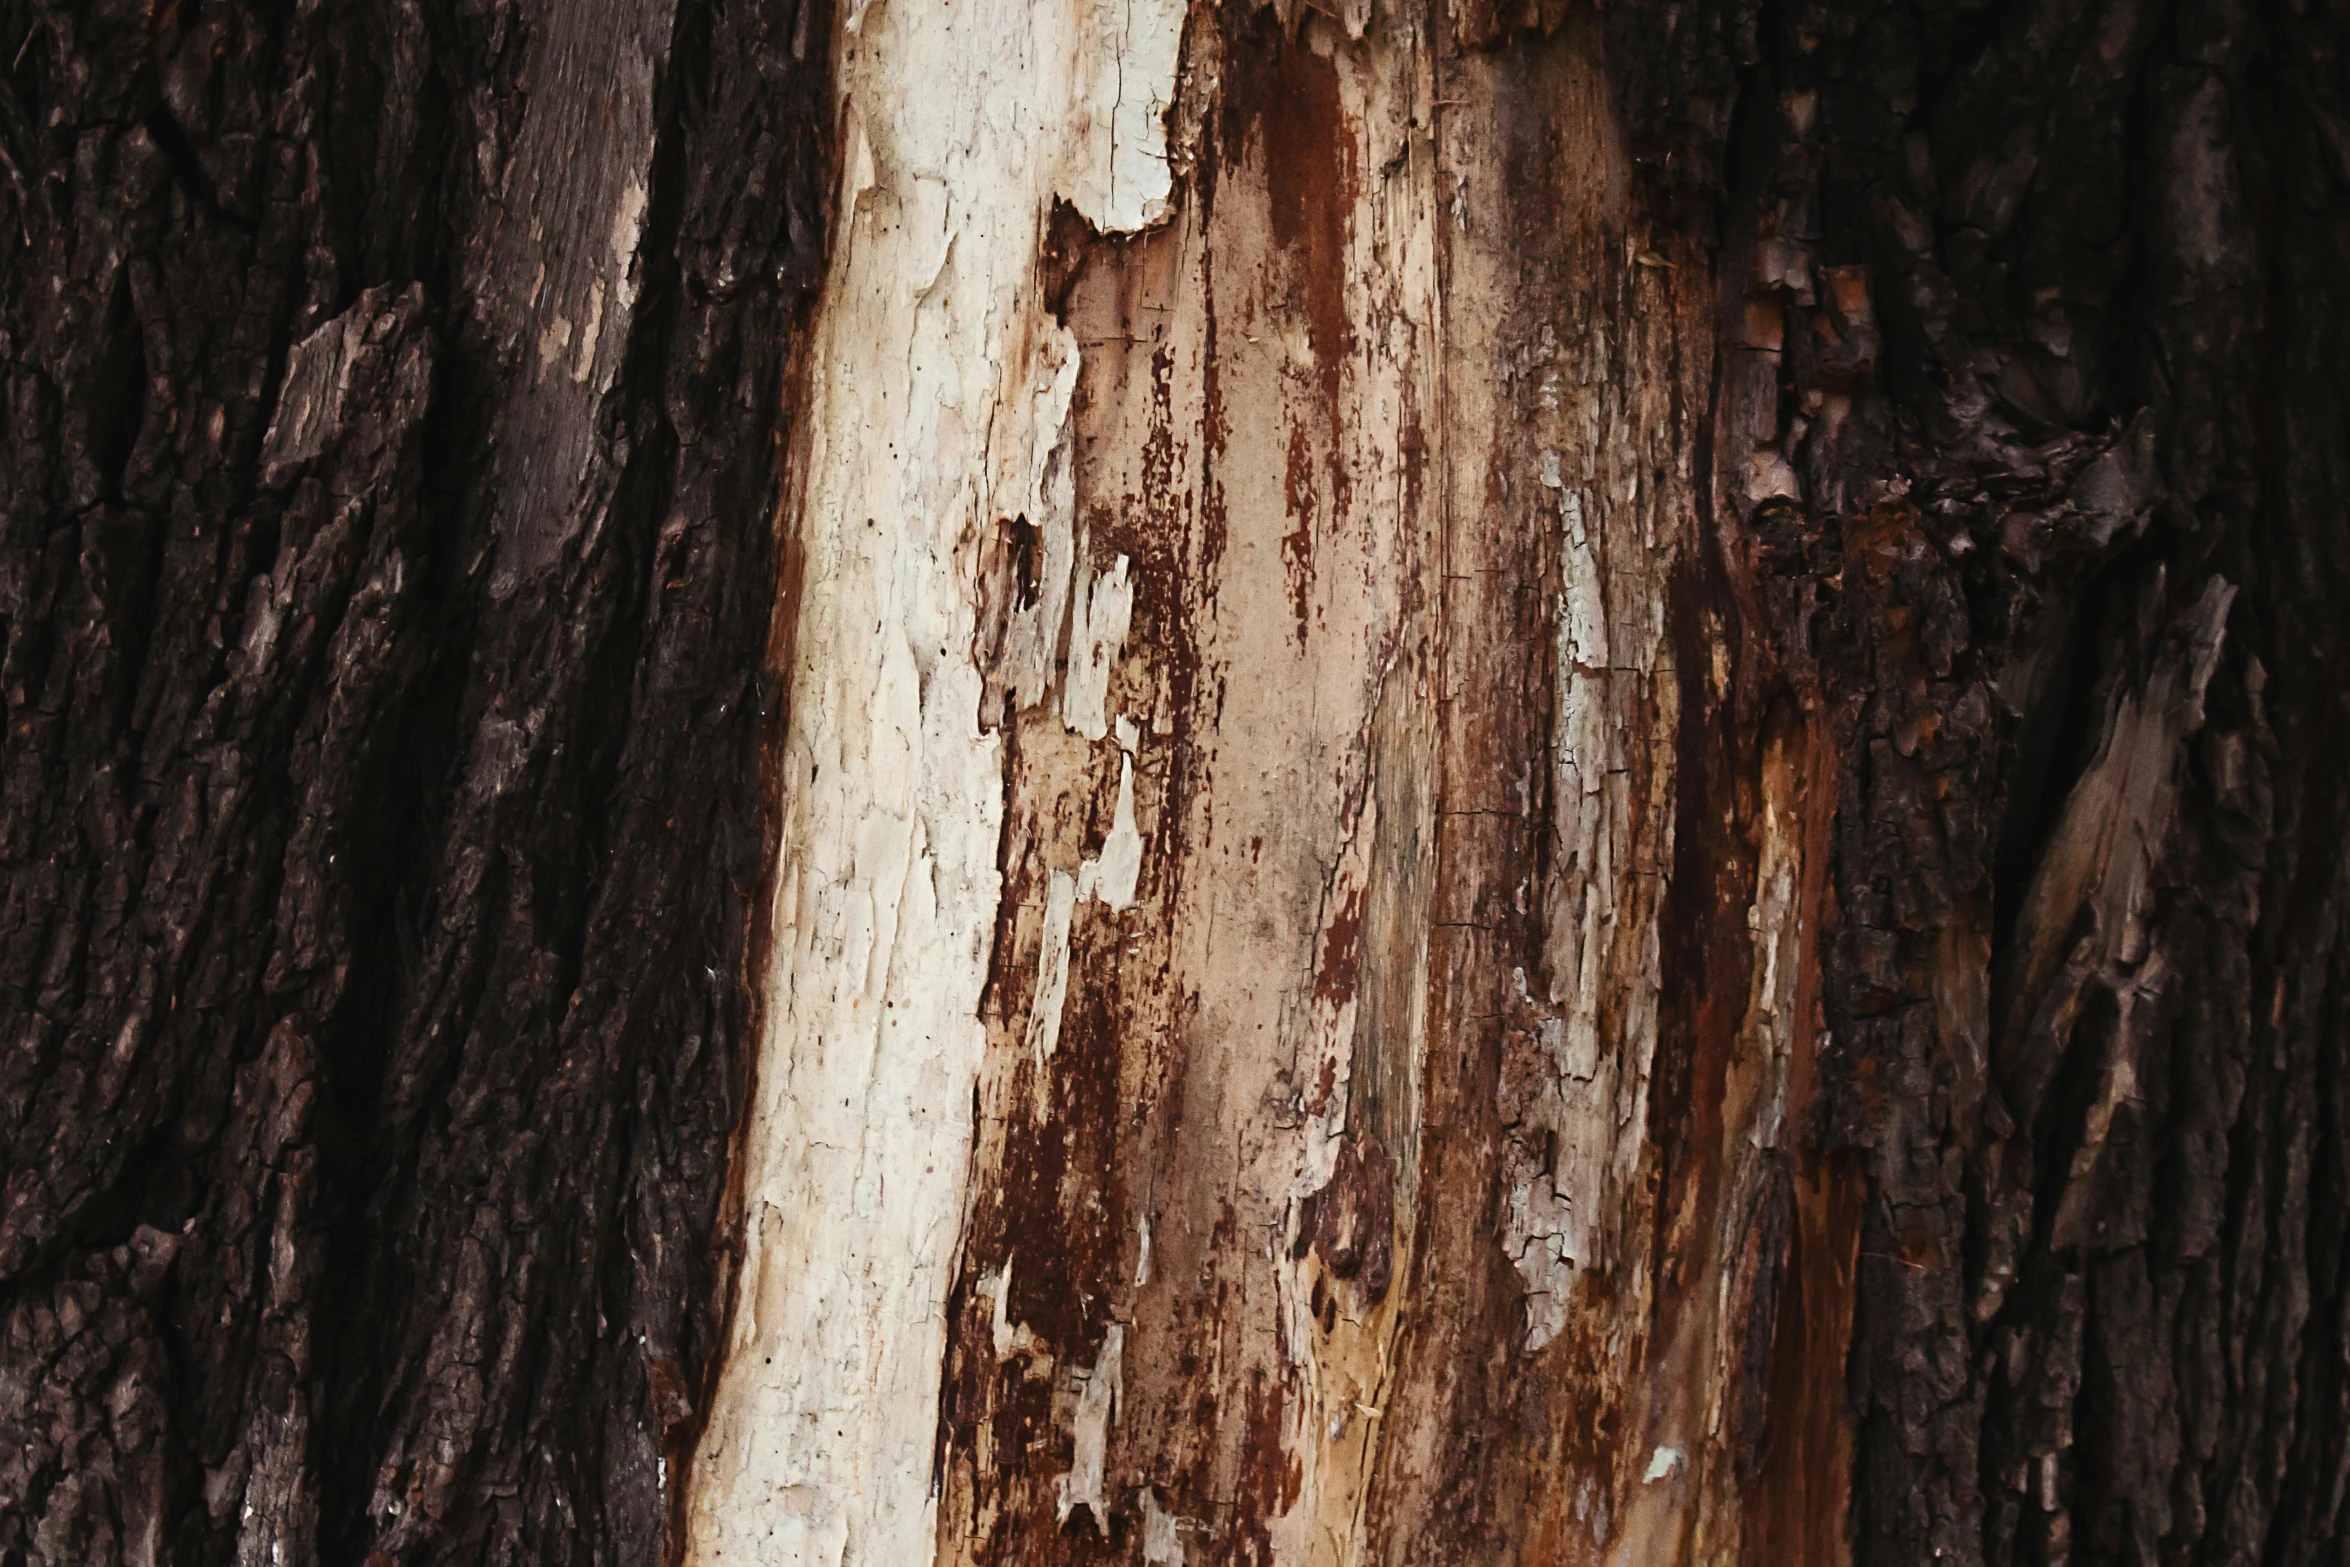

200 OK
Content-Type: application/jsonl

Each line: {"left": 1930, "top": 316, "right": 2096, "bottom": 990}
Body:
{"left": 0, "top": 0, "right": 828, "bottom": 1562}
{"left": 1606, "top": 2, "right": 2349, "bottom": 1562}
{"left": 1620, "top": 0, "right": 2350, "bottom": 1560}
{"left": 7, "top": 0, "right": 2348, "bottom": 1565}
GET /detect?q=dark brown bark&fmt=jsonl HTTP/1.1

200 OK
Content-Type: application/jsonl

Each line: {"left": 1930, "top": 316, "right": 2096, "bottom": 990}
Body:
{"left": 4, "top": 0, "right": 2347, "bottom": 1565}
{"left": 1605, "top": 0, "right": 2350, "bottom": 1561}
{"left": 0, "top": 0, "right": 826, "bottom": 1562}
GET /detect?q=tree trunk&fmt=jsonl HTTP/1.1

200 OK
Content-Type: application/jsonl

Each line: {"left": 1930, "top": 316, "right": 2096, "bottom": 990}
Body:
{"left": 0, "top": 0, "right": 828, "bottom": 1560}
{"left": 4, "top": 0, "right": 2346, "bottom": 1565}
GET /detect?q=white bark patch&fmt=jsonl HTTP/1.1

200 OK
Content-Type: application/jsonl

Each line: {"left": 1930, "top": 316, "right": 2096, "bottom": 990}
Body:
{"left": 1026, "top": 869, "right": 1081, "bottom": 1110}
{"left": 1501, "top": 1006, "right": 1603, "bottom": 1353}
{"left": 986, "top": 1258, "right": 1050, "bottom": 1368}
{"left": 988, "top": 324, "right": 1082, "bottom": 711}
{"left": 1093, "top": 753, "right": 1144, "bottom": 911}
{"left": 1504, "top": 466, "right": 1676, "bottom": 1352}
{"left": 1063, "top": 0, "right": 1185, "bottom": 232}
{"left": 1055, "top": 1325, "right": 1125, "bottom": 1536}
{"left": 1063, "top": 553, "right": 1135, "bottom": 740}
{"left": 681, "top": 0, "right": 1186, "bottom": 1558}
{"left": 1139, "top": 1488, "right": 1186, "bottom": 1564}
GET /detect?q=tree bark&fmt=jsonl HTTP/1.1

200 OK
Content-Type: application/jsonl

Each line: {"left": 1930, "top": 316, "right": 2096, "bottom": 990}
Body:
{"left": 0, "top": 0, "right": 828, "bottom": 1561}
{"left": 5, "top": 1, "right": 2347, "bottom": 1566}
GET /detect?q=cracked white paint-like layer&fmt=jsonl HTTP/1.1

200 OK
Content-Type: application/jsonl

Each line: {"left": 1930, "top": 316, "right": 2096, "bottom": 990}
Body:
{"left": 1063, "top": 554, "right": 1135, "bottom": 740}
{"left": 1063, "top": 0, "right": 1184, "bottom": 231}
{"left": 1027, "top": 869, "right": 1080, "bottom": 1077}
{"left": 1093, "top": 753, "right": 1144, "bottom": 910}
{"left": 1055, "top": 1325, "right": 1125, "bottom": 1536}
{"left": 1503, "top": 470, "right": 1675, "bottom": 1354}
{"left": 680, "top": 0, "right": 1186, "bottom": 1562}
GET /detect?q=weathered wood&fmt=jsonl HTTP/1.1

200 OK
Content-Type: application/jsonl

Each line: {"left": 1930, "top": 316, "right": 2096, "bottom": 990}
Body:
{"left": 6, "top": 0, "right": 2348, "bottom": 1564}
{"left": 690, "top": 1, "right": 2350, "bottom": 1564}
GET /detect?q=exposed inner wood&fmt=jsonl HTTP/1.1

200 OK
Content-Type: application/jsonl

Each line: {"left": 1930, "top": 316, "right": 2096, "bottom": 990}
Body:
{"left": 692, "top": 4, "right": 1839, "bottom": 1561}
{"left": 682, "top": 0, "right": 1188, "bottom": 1557}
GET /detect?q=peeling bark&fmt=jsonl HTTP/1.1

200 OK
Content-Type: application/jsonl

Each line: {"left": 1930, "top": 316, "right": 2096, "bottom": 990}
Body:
{"left": 695, "top": 0, "right": 2350, "bottom": 1563}
{"left": 8, "top": 1, "right": 2349, "bottom": 1566}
